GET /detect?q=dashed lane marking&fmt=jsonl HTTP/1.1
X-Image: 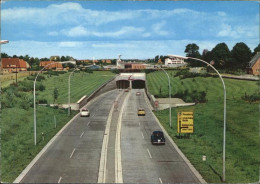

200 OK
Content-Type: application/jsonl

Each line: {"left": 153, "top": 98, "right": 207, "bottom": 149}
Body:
{"left": 147, "top": 148, "right": 152, "bottom": 159}
{"left": 80, "top": 132, "right": 84, "bottom": 138}
{"left": 70, "top": 148, "right": 76, "bottom": 159}
{"left": 58, "top": 177, "right": 62, "bottom": 183}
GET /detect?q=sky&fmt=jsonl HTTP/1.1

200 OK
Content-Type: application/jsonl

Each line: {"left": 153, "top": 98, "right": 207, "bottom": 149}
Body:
{"left": 1, "top": 1, "right": 259, "bottom": 60}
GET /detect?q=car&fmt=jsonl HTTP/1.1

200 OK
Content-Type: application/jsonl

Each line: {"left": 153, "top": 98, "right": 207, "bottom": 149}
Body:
{"left": 124, "top": 89, "right": 129, "bottom": 92}
{"left": 151, "top": 131, "right": 166, "bottom": 145}
{"left": 80, "top": 108, "right": 90, "bottom": 117}
{"left": 137, "top": 108, "right": 145, "bottom": 116}
{"left": 136, "top": 92, "right": 141, "bottom": 96}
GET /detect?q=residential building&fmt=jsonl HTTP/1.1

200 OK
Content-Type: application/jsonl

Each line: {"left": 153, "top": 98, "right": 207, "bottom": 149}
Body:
{"left": 1, "top": 58, "right": 29, "bottom": 73}
{"left": 247, "top": 52, "right": 260, "bottom": 75}
{"left": 40, "top": 61, "right": 63, "bottom": 71}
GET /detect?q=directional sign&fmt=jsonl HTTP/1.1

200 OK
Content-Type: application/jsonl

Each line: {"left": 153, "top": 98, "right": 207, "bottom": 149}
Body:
{"left": 177, "top": 111, "right": 194, "bottom": 133}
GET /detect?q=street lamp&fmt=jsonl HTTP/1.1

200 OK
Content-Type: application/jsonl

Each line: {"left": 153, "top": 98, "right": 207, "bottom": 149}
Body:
{"left": 171, "top": 55, "right": 227, "bottom": 182}
{"left": 68, "top": 66, "right": 78, "bottom": 116}
{"left": 161, "top": 68, "right": 172, "bottom": 128}
{"left": 33, "top": 61, "right": 76, "bottom": 145}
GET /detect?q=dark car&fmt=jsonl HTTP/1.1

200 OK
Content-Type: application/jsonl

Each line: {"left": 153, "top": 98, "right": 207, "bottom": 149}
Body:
{"left": 151, "top": 131, "right": 166, "bottom": 145}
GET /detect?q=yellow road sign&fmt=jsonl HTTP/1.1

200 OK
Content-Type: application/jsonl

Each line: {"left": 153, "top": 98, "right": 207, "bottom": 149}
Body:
{"left": 177, "top": 111, "right": 194, "bottom": 133}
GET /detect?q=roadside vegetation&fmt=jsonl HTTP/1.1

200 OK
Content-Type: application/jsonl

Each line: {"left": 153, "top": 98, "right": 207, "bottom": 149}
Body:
{"left": 1, "top": 70, "right": 115, "bottom": 182}
{"left": 147, "top": 70, "right": 259, "bottom": 183}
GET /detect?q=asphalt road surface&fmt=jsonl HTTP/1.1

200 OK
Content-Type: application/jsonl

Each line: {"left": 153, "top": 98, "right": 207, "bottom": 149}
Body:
{"left": 21, "top": 90, "right": 120, "bottom": 183}
{"left": 19, "top": 89, "right": 201, "bottom": 183}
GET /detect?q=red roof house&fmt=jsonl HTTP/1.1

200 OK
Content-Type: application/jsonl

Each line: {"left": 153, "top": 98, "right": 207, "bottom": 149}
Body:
{"left": 1, "top": 58, "right": 29, "bottom": 73}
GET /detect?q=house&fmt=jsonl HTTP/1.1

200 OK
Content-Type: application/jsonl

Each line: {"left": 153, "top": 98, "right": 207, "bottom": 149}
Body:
{"left": 1, "top": 58, "right": 29, "bottom": 73}
{"left": 40, "top": 61, "right": 63, "bottom": 71}
{"left": 247, "top": 52, "right": 260, "bottom": 75}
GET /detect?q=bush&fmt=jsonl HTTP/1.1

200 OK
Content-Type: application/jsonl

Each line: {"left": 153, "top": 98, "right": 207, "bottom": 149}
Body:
{"left": 241, "top": 92, "right": 260, "bottom": 103}
{"left": 38, "top": 99, "right": 47, "bottom": 104}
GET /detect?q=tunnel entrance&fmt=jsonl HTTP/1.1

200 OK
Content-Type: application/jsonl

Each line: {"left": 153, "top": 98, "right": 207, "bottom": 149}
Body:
{"left": 132, "top": 80, "right": 146, "bottom": 89}
{"left": 116, "top": 80, "right": 130, "bottom": 89}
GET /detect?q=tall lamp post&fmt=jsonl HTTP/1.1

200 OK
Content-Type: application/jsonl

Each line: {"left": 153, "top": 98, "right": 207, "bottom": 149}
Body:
{"left": 161, "top": 68, "right": 172, "bottom": 128}
{"left": 34, "top": 61, "right": 76, "bottom": 145}
{"left": 68, "top": 66, "right": 77, "bottom": 116}
{"left": 171, "top": 55, "right": 226, "bottom": 182}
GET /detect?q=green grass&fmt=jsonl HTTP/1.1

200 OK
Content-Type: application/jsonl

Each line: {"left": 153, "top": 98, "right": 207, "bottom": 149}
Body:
{"left": 38, "top": 71, "right": 115, "bottom": 104}
{"left": 1, "top": 70, "right": 115, "bottom": 182}
{"left": 1, "top": 106, "right": 78, "bottom": 182}
{"left": 147, "top": 70, "right": 259, "bottom": 183}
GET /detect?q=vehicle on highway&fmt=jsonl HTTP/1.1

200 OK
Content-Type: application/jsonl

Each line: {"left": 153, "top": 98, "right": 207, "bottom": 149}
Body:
{"left": 137, "top": 108, "right": 145, "bottom": 116}
{"left": 124, "top": 88, "right": 129, "bottom": 92}
{"left": 80, "top": 108, "right": 90, "bottom": 117}
{"left": 136, "top": 92, "right": 141, "bottom": 96}
{"left": 151, "top": 131, "right": 166, "bottom": 145}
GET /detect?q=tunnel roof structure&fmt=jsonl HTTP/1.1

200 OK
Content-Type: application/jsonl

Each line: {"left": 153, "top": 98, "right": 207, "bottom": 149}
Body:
{"left": 115, "top": 73, "right": 146, "bottom": 81}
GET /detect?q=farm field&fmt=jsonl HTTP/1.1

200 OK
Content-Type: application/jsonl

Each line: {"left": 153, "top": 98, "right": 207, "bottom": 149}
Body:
{"left": 147, "top": 70, "right": 259, "bottom": 183}
{"left": 38, "top": 71, "right": 115, "bottom": 104}
{"left": 1, "top": 70, "right": 115, "bottom": 182}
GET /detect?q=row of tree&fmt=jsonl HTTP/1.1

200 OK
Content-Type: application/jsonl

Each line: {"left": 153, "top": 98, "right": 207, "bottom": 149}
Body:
{"left": 184, "top": 42, "right": 260, "bottom": 70}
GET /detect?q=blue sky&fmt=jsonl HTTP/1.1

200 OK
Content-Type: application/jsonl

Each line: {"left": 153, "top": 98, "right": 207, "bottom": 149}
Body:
{"left": 1, "top": 1, "right": 259, "bottom": 59}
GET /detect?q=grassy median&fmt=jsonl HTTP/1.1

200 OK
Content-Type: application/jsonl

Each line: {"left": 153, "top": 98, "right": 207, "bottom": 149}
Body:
{"left": 147, "top": 70, "right": 259, "bottom": 183}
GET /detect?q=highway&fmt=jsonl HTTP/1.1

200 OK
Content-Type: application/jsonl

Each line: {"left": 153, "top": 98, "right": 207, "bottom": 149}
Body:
{"left": 20, "top": 90, "right": 120, "bottom": 183}
{"left": 18, "top": 88, "right": 202, "bottom": 183}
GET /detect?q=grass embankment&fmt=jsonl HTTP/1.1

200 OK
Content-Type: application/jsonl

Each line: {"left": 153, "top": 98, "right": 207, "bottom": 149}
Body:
{"left": 147, "top": 70, "right": 259, "bottom": 183}
{"left": 38, "top": 71, "right": 115, "bottom": 104}
{"left": 1, "top": 71, "right": 115, "bottom": 182}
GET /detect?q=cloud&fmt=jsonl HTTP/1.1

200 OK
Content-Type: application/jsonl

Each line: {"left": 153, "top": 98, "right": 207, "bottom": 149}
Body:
{"left": 217, "top": 24, "right": 258, "bottom": 39}
{"left": 58, "top": 42, "right": 83, "bottom": 48}
{"left": 152, "top": 21, "right": 169, "bottom": 36}
{"left": 62, "top": 26, "right": 145, "bottom": 38}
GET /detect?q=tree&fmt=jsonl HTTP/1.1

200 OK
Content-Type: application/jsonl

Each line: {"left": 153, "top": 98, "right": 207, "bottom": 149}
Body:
{"left": 61, "top": 56, "right": 66, "bottom": 61}
{"left": 53, "top": 88, "right": 59, "bottom": 103}
{"left": 28, "top": 57, "right": 35, "bottom": 68}
{"left": 231, "top": 42, "right": 252, "bottom": 70}
{"left": 24, "top": 55, "right": 30, "bottom": 63}
{"left": 155, "top": 55, "right": 159, "bottom": 63}
{"left": 252, "top": 44, "right": 260, "bottom": 56}
{"left": 211, "top": 43, "right": 231, "bottom": 69}
{"left": 1, "top": 52, "right": 9, "bottom": 58}
{"left": 184, "top": 43, "right": 201, "bottom": 67}
{"left": 202, "top": 49, "right": 213, "bottom": 63}
{"left": 13, "top": 55, "right": 18, "bottom": 58}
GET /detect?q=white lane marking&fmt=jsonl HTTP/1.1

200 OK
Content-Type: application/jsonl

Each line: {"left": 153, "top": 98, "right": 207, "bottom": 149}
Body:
{"left": 141, "top": 132, "right": 144, "bottom": 139}
{"left": 80, "top": 131, "right": 84, "bottom": 138}
{"left": 139, "top": 122, "right": 140, "bottom": 126}
{"left": 159, "top": 177, "right": 163, "bottom": 184}
{"left": 87, "top": 121, "right": 91, "bottom": 126}
{"left": 70, "top": 148, "right": 76, "bottom": 158}
{"left": 147, "top": 148, "right": 152, "bottom": 159}
{"left": 58, "top": 177, "right": 62, "bottom": 183}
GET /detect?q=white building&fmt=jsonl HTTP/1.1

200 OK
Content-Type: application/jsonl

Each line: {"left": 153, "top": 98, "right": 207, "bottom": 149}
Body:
{"left": 165, "top": 55, "right": 187, "bottom": 68}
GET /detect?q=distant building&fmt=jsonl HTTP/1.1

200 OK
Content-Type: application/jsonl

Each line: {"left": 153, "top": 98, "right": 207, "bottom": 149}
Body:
{"left": 1, "top": 58, "right": 29, "bottom": 73}
{"left": 40, "top": 61, "right": 63, "bottom": 71}
{"left": 50, "top": 56, "right": 60, "bottom": 61}
{"left": 165, "top": 55, "right": 187, "bottom": 68}
{"left": 247, "top": 52, "right": 260, "bottom": 75}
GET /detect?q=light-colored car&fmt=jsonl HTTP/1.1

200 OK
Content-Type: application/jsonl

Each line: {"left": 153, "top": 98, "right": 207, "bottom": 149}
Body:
{"left": 80, "top": 108, "right": 90, "bottom": 117}
{"left": 137, "top": 108, "right": 145, "bottom": 116}
{"left": 136, "top": 92, "right": 141, "bottom": 96}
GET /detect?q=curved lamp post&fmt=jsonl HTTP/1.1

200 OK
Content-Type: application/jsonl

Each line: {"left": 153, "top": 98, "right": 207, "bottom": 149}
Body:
{"left": 34, "top": 61, "right": 76, "bottom": 145}
{"left": 161, "top": 68, "right": 172, "bottom": 128}
{"left": 68, "top": 66, "right": 78, "bottom": 116}
{"left": 171, "top": 55, "right": 226, "bottom": 182}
